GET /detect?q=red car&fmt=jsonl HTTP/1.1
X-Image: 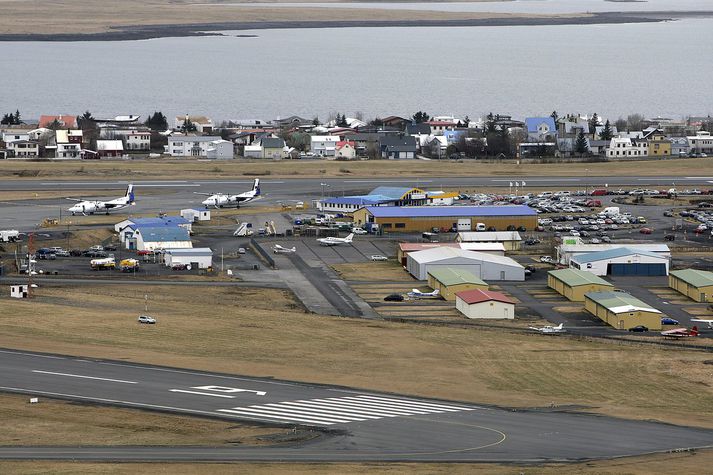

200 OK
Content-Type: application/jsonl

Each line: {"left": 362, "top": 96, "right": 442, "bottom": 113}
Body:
{"left": 639, "top": 227, "right": 653, "bottom": 234}
{"left": 137, "top": 250, "right": 154, "bottom": 256}
{"left": 591, "top": 189, "right": 608, "bottom": 196}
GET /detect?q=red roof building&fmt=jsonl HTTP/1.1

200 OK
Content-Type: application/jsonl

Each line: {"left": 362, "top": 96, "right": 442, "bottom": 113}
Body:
{"left": 39, "top": 115, "right": 78, "bottom": 129}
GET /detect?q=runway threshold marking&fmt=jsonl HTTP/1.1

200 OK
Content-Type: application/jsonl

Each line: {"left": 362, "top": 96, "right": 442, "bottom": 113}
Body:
{"left": 31, "top": 370, "right": 138, "bottom": 384}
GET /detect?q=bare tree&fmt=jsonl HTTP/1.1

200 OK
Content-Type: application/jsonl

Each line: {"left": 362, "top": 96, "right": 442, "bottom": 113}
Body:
{"left": 626, "top": 113, "right": 645, "bottom": 131}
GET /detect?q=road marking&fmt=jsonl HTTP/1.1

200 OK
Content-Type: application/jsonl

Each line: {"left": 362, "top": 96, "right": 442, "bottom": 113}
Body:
{"left": 217, "top": 408, "right": 337, "bottom": 425}
{"left": 169, "top": 389, "right": 235, "bottom": 398}
{"left": 357, "top": 395, "right": 477, "bottom": 411}
{"left": 31, "top": 370, "right": 137, "bottom": 384}
{"left": 0, "top": 349, "right": 65, "bottom": 360}
{"left": 347, "top": 180, "right": 432, "bottom": 183}
{"left": 193, "top": 385, "right": 266, "bottom": 396}
{"left": 491, "top": 178, "right": 580, "bottom": 182}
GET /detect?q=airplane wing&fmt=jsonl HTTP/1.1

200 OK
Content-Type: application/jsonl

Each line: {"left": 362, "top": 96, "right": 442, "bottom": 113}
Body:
{"left": 65, "top": 198, "right": 84, "bottom": 202}
{"left": 411, "top": 289, "right": 421, "bottom": 294}
{"left": 193, "top": 192, "right": 215, "bottom": 196}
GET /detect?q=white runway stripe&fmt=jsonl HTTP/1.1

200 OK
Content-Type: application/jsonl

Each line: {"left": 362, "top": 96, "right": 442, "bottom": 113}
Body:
{"left": 218, "top": 395, "right": 475, "bottom": 426}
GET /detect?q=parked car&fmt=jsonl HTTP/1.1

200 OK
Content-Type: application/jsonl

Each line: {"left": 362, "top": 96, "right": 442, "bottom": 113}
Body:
{"left": 370, "top": 255, "right": 388, "bottom": 261}
{"left": 238, "top": 247, "right": 246, "bottom": 254}
{"left": 104, "top": 244, "right": 117, "bottom": 251}
{"left": 352, "top": 227, "right": 367, "bottom": 235}
{"left": 664, "top": 234, "right": 676, "bottom": 241}
{"left": 137, "top": 315, "right": 156, "bottom": 324}
{"left": 384, "top": 293, "right": 404, "bottom": 302}
{"left": 137, "top": 250, "right": 154, "bottom": 256}
{"left": 540, "top": 256, "right": 554, "bottom": 263}
{"left": 54, "top": 249, "right": 70, "bottom": 257}
{"left": 628, "top": 325, "right": 649, "bottom": 332}
{"left": 661, "top": 317, "right": 679, "bottom": 325}
{"left": 69, "top": 249, "right": 83, "bottom": 257}
{"left": 171, "top": 263, "right": 190, "bottom": 271}
{"left": 639, "top": 227, "right": 653, "bottom": 234}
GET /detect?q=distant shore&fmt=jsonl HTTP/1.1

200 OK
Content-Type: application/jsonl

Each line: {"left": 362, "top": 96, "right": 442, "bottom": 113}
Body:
{"left": 1, "top": 11, "right": 712, "bottom": 42}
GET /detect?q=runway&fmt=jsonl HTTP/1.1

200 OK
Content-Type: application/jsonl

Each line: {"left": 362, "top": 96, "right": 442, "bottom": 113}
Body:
{"left": 1, "top": 348, "right": 712, "bottom": 462}
{"left": 2, "top": 175, "right": 712, "bottom": 230}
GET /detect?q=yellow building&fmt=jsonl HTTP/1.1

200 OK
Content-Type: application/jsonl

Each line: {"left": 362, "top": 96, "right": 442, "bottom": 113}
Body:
{"left": 547, "top": 268, "right": 614, "bottom": 302}
{"left": 644, "top": 129, "right": 671, "bottom": 157}
{"left": 669, "top": 269, "right": 713, "bottom": 302}
{"left": 427, "top": 268, "right": 489, "bottom": 301}
{"left": 584, "top": 291, "right": 662, "bottom": 330}
{"left": 353, "top": 205, "right": 537, "bottom": 234}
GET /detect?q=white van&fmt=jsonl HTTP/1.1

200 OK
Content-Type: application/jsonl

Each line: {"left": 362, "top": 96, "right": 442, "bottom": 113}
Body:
{"left": 600, "top": 206, "right": 620, "bottom": 217}
{"left": 475, "top": 222, "right": 487, "bottom": 231}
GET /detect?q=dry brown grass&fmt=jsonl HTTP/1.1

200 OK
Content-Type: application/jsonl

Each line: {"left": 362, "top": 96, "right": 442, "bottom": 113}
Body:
{"left": 0, "top": 393, "right": 292, "bottom": 446}
{"left": 332, "top": 261, "right": 410, "bottom": 281}
{"left": 0, "top": 0, "right": 577, "bottom": 35}
{"left": 2, "top": 284, "right": 713, "bottom": 428}
{"left": 4, "top": 449, "right": 713, "bottom": 474}
{"left": 1, "top": 157, "right": 711, "bottom": 181}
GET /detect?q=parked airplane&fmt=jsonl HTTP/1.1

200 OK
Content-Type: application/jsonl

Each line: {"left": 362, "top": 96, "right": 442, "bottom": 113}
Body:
{"left": 273, "top": 244, "right": 296, "bottom": 254}
{"left": 195, "top": 179, "right": 261, "bottom": 209}
{"left": 317, "top": 233, "right": 354, "bottom": 246}
{"left": 661, "top": 326, "right": 699, "bottom": 338}
{"left": 691, "top": 318, "right": 713, "bottom": 329}
{"left": 408, "top": 288, "right": 441, "bottom": 299}
{"left": 67, "top": 184, "right": 135, "bottom": 215}
{"left": 528, "top": 323, "right": 566, "bottom": 334}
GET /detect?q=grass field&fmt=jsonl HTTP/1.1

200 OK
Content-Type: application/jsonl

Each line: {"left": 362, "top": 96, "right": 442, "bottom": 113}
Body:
{"left": 2, "top": 284, "right": 713, "bottom": 429}
{"left": 1, "top": 157, "right": 711, "bottom": 181}
{"left": 332, "top": 261, "right": 410, "bottom": 281}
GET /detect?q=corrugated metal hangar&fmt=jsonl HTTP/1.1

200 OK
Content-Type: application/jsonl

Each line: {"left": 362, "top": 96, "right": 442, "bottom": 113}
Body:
{"left": 548, "top": 268, "right": 614, "bottom": 302}
{"left": 352, "top": 205, "right": 537, "bottom": 233}
{"left": 427, "top": 268, "right": 489, "bottom": 301}
{"left": 570, "top": 247, "right": 669, "bottom": 276}
{"left": 406, "top": 247, "right": 525, "bottom": 281}
{"left": 584, "top": 291, "right": 663, "bottom": 330}
{"left": 669, "top": 269, "right": 713, "bottom": 302}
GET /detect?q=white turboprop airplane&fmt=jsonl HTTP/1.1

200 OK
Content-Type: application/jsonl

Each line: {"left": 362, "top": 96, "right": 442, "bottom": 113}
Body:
{"left": 67, "top": 184, "right": 135, "bottom": 215}
{"left": 408, "top": 288, "right": 441, "bottom": 299}
{"left": 195, "top": 179, "right": 261, "bottom": 209}
{"left": 528, "top": 323, "right": 566, "bottom": 334}
{"left": 317, "top": 233, "right": 354, "bottom": 246}
{"left": 691, "top": 318, "right": 713, "bottom": 329}
{"left": 273, "top": 244, "right": 296, "bottom": 254}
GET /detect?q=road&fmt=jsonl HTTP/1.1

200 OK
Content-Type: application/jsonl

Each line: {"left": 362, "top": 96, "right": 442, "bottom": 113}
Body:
{"left": 2, "top": 175, "right": 712, "bottom": 230}
{"left": 1, "top": 348, "right": 712, "bottom": 462}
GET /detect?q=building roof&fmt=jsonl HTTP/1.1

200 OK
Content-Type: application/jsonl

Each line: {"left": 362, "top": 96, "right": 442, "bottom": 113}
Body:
{"left": 525, "top": 117, "right": 557, "bottom": 133}
{"left": 96, "top": 140, "right": 123, "bottom": 151}
{"left": 571, "top": 247, "right": 665, "bottom": 264}
{"left": 456, "top": 288, "right": 515, "bottom": 305}
{"left": 39, "top": 115, "right": 77, "bottom": 129}
{"left": 324, "top": 195, "right": 393, "bottom": 206}
{"left": 406, "top": 123, "right": 432, "bottom": 135}
{"left": 408, "top": 247, "right": 523, "bottom": 268}
{"left": 584, "top": 291, "right": 661, "bottom": 314}
{"left": 176, "top": 115, "right": 212, "bottom": 125}
{"left": 458, "top": 231, "right": 524, "bottom": 242}
{"left": 548, "top": 268, "right": 614, "bottom": 288}
{"left": 134, "top": 226, "right": 191, "bottom": 242}
{"left": 368, "top": 187, "right": 423, "bottom": 201}
{"left": 670, "top": 269, "right": 713, "bottom": 288}
{"left": 169, "top": 135, "right": 222, "bottom": 143}
{"left": 364, "top": 205, "right": 535, "bottom": 219}
{"left": 427, "top": 268, "right": 487, "bottom": 287}
{"left": 559, "top": 243, "right": 670, "bottom": 254}
{"left": 260, "top": 137, "right": 285, "bottom": 148}
{"left": 399, "top": 242, "right": 505, "bottom": 253}
{"left": 164, "top": 247, "right": 212, "bottom": 256}
{"left": 336, "top": 140, "right": 355, "bottom": 149}
{"left": 128, "top": 217, "right": 190, "bottom": 227}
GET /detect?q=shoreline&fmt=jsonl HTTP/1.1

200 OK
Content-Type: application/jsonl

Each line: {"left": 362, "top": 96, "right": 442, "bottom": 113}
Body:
{"left": 1, "top": 11, "right": 712, "bottom": 42}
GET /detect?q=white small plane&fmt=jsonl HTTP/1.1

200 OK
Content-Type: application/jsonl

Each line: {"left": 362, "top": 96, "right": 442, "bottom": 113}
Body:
{"left": 691, "top": 318, "right": 713, "bottom": 329}
{"left": 195, "top": 178, "right": 261, "bottom": 209}
{"left": 273, "top": 244, "right": 296, "bottom": 254}
{"left": 408, "top": 288, "right": 441, "bottom": 299}
{"left": 317, "top": 233, "right": 354, "bottom": 246}
{"left": 528, "top": 323, "right": 566, "bottom": 334}
{"left": 67, "top": 184, "right": 135, "bottom": 215}
{"left": 661, "top": 326, "right": 699, "bottom": 338}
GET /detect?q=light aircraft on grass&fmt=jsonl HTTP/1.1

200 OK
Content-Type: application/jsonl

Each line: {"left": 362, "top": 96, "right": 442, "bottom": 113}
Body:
{"left": 661, "top": 326, "right": 699, "bottom": 338}
{"left": 528, "top": 323, "right": 566, "bottom": 334}
{"left": 407, "top": 289, "right": 441, "bottom": 299}
{"left": 317, "top": 233, "right": 354, "bottom": 246}
{"left": 195, "top": 178, "right": 260, "bottom": 209}
{"left": 67, "top": 184, "right": 135, "bottom": 215}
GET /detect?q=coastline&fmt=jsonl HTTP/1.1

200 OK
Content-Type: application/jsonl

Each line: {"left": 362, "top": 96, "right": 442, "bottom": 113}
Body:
{"left": 1, "top": 11, "right": 712, "bottom": 42}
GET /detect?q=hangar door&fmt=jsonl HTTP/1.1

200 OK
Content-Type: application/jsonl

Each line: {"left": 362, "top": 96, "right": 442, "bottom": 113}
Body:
{"left": 608, "top": 263, "right": 666, "bottom": 276}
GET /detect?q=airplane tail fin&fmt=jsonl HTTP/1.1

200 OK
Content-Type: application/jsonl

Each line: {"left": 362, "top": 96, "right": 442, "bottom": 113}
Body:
{"left": 126, "top": 184, "right": 135, "bottom": 204}
{"left": 433, "top": 289, "right": 440, "bottom": 295}
{"left": 253, "top": 178, "right": 260, "bottom": 196}
{"left": 345, "top": 233, "right": 354, "bottom": 242}
{"left": 555, "top": 323, "right": 564, "bottom": 330}
{"left": 692, "top": 326, "right": 699, "bottom": 336}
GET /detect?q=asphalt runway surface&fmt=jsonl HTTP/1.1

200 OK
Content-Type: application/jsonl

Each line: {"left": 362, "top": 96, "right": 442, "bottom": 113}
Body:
{"left": 1, "top": 348, "right": 713, "bottom": 462}
{"left": 2, "top": 175, "right": 713, "bottom": 230}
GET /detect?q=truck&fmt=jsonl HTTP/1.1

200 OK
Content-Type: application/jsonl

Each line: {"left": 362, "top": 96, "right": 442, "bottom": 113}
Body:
{"left": 90, "top": 257, "right": 115, "bottom": 270}
{"left": 600, "top": 206, "right": 620, "bottom": 217}
{"left": 0, "top": 230, "right": 20, "bottom": 242}
{"left": 119, "top": 258, "right": 139, "bottom": 272}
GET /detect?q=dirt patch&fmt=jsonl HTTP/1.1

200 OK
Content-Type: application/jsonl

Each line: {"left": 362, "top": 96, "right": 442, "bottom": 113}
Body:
{"left": 333, "top": 262, "right": 410, "bottom": 281}
{"left": 554, "top": 305, "right": 585, "bottom": 314}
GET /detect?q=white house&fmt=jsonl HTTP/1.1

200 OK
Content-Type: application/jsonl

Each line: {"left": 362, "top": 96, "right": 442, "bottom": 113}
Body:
{"left": 163, "top": 248, "right": 213, "bottom": 269}
{"left": 166, "top": 136, "right": 232, "bottom": 158}
{"left": 175, "top": 115, "right": 213, "bottom": 133}
{"left": 55, "top": 142, "right": 81, "bottom": 159}
{"left": 687, "top": 131, "right": 713, "bottom": 154}
{"left": 181, "top": 208, "right": 211, "bottom": 222}
{"left": 311, "top": 136, "right": 340, "bottom": 157}
{"left": 606, "top": 137, "right": 648, "bottom": 158}
{"left": 1, "top": 131, "right": 30, "bottom": 144}
{"left": 126, "top": 131, "right": 151, "bottom": 151}
{"left": 406, "top": 247, "right": 525, "bottom": 281}
{"left": 7, "top": 140, "right": 40, "bottom": 158}
{"left": 10, "top": 284, "right": 29, "bottom": 299}
{"left": 335, "top": 140, "right": 356, "bottom": 159}
{"left": 455, "top": 288, "right": 515, "bottom": 320}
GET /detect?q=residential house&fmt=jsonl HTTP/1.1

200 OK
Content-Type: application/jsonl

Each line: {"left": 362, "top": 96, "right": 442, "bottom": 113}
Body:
{"left": 311, "top": 135, "right": 340, "bottom": 157}
{"left": 166, "top": 136, "right": 233, "bottom": 158}
{"left": 273, "top": 115, "right": 312, "bottom": 128}
{"left": 335, "top": 140, "right": 356, "bottom": 159}
{"left": 38, "top": 115, "right": 77, "bottom": 129}
{"left": 587, "top": 140, "right": 610, "bottom": 156}
{"left": 670, "top": 137, "right": 690, "bottom": 157}
{"left": 525, "top": 117, "right": 558, "bottom": 142}
{"left": 125, "top": 131, "right": 151, "bottom": 151}
{"left": 96, "top": 140, "right": 124, "bottom": 158}
{"left": 174, "top": 115, "right": 213, "bottom": 134}
{"left": 380, "top": 116, "right": 411, "bottom": 130}
{"left": 7, "top": 140, "right": 40, "bottom": 158}
{"left": 54, "top": 129, "right": 83, "bottom": 159}
{"left": 643, "top": 128, "right": 671, "bottom": 158}
{"left": 425, "top": 120, "right": 455, "bottom": 135}
{"left": 380, "top": 135, "right": 417, "bottom": 159}
{"left": 1, "top": 130, "right": 31, "bottom": 145}
{"left": 245, "top": 137, "right": 287, "bottom": 159}
{"left": 348, "top": 132, "right": 380, "bottom": 156}
{"left": 425, "top": 136, "right": 448, "bottom": 159}
{"left": 605, "top": 137, "right": 648, "bottom": 158}
{"left": 687, "top": 131, "right": 713, "bottom": 155}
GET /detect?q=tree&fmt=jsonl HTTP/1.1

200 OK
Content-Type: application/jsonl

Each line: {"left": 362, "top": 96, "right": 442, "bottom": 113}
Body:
{"left": 626, "top": 113, "right": 644, "bottom": 131}
{"left": 370, "top": 117, "right": 384, "bottom": 127}
{"left": 599, "top": 120, "right": 613, "bottom": 141}
{"left": 145, "top": 111, "right": 168, "bottom": 131}
{"left": 46, "top": 119, "right": 63, "bottom": 130}
{"left": 180, "top": 118, "right": 197, "bottom": 133}
{"left": 336, "top": 114, "right": 348, "bottom": 128}
{"left": 588, "top": 113, "right": 599, "bottom": 134}
{"left": 1, "top": 110, "right": 21, "bottom": 125}
{"left": 485, "top": 112, "right": 497, "bottom": 133}
{"left": 615, "top": 117, "right": 627, "bottom": 132}
{"left": 575, "top": 130, "right": 589, "bottom": 156}
{"left": 412, "top": 111, "right": 430, "bottom": 124}
{"left": 13, "top": 109, "right": 21, "bottom": 124}
{"left": 312, "top": 116, "right": 320, "bottom": 126}
{"left": 78, "top": 110, "right": 96, "bottom": 130}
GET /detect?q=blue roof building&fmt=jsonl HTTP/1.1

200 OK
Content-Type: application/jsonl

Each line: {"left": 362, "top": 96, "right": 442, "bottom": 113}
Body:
{"left": 525, "top": 117, "right": 558, "bottom": 142}
{"left": 319, "top": 187, "right": 428, "bottom": 213}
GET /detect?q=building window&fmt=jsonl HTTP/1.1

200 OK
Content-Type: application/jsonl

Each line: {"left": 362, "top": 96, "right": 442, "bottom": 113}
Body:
{"left": 395, "top": 223, "right": 406, "bottom": 228}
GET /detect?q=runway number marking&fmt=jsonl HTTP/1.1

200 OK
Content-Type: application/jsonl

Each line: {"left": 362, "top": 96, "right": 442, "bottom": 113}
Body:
{"left": 32, "top": 370, "right": 137, "bottom": 384}
{"left": 170, "top": 385, "right": 267, "bottom": 398}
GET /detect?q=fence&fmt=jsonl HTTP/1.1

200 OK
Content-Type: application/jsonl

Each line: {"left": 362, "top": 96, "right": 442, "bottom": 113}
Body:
{"left": 250, "top": 238, "right": 275, "bottom": 269}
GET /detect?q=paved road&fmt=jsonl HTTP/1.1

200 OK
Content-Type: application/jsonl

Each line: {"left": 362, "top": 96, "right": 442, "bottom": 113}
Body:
{"left": 1, "top": 348, "right": 712, "bottom": 462}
